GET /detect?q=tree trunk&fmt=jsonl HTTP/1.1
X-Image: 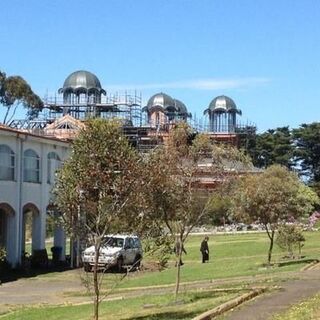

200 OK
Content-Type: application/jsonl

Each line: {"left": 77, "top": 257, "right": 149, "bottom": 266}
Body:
{"left": 93, "top": 242, "right": 100, "bottom": 320}
{"left": 267, "top": 230, "right": 275, "bottom": 264}
{"left": 174, "top": 238, "right": 182, "bottom": 300}
{"left": 174, "top": 250, "right": 182, "bottom": 300}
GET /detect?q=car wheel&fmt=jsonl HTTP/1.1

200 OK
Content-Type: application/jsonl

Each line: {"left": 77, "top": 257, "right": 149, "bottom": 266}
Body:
{"left": 117, "top": 257, "right": 124, "bottom": 273}
{"left": 83, "top": 263, "right": 92, "bottom": 272}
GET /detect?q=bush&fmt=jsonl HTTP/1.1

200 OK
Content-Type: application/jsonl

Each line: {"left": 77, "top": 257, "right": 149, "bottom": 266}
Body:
{"left": 0, "top": 246, "right": 10, "bottom": 275}
{"left": 0, "top": 246, "right": 6, "bottom": 262}
{"left": 276, "top": 224, "right": 305, "bottom": 259}
{"left": 143, "top": 236, "right": 172, "bottom": 271}
{"left": 30, "top": 249, "right": 49, "bottom": 268}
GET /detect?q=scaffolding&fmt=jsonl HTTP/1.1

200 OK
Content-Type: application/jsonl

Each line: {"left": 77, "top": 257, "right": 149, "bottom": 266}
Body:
{"left": 40, "top": 91, "right": 143, "bottom": 127}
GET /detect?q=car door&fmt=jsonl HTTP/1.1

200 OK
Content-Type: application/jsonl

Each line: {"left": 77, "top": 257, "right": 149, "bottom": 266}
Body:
{"left": 124, "top": 237, "right": 135, "bottom": 264}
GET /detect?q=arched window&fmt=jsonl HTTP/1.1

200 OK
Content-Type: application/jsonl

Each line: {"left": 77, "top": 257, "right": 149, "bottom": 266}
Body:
{"left": 0, "top": 145, "right": 15, "bottom": 181}
{"left": 47, "top": 152, "right": 61, "bottom": 184}
{"left": 23, "top": 149, "right": 40, "bottom": 183}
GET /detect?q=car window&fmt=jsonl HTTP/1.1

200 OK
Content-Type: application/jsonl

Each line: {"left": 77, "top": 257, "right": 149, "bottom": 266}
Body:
{"left": 125, "top": 238, "right": 134, "bottom": 249}
{"left": 133, "top": 238, "right": 141, "bottom": 248}
{"left": 103, "top": 237, "right": 124, "bottom": 248}
{"left": 115, "top": 238, "right": 124, "bottom": 248}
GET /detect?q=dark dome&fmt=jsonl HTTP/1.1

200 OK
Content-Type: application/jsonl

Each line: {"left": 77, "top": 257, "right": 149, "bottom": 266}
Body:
{"left": 205, "top": 95, "right": 241, "bottom": 115}
{"left": 174, "top": 99, "right": 187, "bottom": 114}
{"left": 58, "top": 70, "right": 106, "bottom": 95}
{"left": 143, "top": 92, "right": 177, "bottom": 113}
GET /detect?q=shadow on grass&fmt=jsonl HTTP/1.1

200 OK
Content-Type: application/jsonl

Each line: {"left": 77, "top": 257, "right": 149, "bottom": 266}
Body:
{"left": 261, "top": 258, "right": 319, "bottom": 268}
{"left": 0, "top": 263, "right": 71, "bottom": 284}
{"left": 277, "top": 258, "right": 319, "bottom": 267}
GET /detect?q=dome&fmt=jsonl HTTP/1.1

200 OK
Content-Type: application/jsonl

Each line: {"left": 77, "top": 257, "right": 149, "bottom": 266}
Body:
{"left": 204, "top": 95, "right": 241, "bottom": 115}
{"left": 58, "top": 70, "right": 106, "bottom": 95}
{"left": 174, "top": 99, "right": 188, "bottom": 114}
{"left": 174, "top": 99, "right": 191, "bottom": 118}
{"left": 143, "top": 92, "right": 177, "bottom": 113}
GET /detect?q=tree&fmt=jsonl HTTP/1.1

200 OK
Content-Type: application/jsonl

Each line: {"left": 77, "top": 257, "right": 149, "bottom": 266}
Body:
{"left": 145, "top": 124, "right": 249, "bottom": 299}
{"left": 246, "top": 127, "right": 294, "bottom": 169}
{"left": 276, "top": 224, "right": 305, "bottom": 259}
{"left": 293, "top": 122, "right": 320, "bottom": 183}
{"left": 204, "top": 180, "right": 236, "bottom": 226}
{"left": 0, "top": 70, "right": 43, "bottom": 124}
{"left": 54, "top": 119, "right": 145, "bottom": 320}
{"left": 232, "top": 165, "right": 319, "bottom": 264}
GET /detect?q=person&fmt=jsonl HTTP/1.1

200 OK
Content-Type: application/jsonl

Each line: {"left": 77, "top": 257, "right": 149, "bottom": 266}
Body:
{"left": 200, "top": 236, "right": 209, "bottom": 263}
{"left": 174, "top": 239, "right": 187, "bottom": 266}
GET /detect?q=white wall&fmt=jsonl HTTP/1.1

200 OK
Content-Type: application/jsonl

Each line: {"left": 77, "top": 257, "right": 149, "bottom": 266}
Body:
{"left": 0, "top": 128, "right": 69, "bottom": 267}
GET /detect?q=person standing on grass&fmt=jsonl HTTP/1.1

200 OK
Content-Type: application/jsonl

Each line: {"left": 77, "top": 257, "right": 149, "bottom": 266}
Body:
{"left": 200, "top": 236, "right": 209, "bottom": 263}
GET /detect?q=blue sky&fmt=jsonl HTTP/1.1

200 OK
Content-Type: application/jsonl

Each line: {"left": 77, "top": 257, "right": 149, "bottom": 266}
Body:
{"left": 1, "top": 0, "right": 319, "bottom": 132}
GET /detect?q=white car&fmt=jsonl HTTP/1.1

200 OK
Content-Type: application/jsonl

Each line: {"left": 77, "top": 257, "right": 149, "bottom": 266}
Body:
{"left": 82, "top": 235, "right": 143, "bottom": 272}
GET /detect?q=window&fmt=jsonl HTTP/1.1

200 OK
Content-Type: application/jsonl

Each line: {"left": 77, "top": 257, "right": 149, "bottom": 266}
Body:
{"left": 24, "top": 149, "right": 40, "bottom": 183}
{"left": 0, "top": 145, "right": 15, "bottom": 181}
{"left": 125, "top": 238, "right": 134, "bottom": 249}
{"left": 133, "top": 238, "right": 141, "bottom": 249}
{"left": 47, "top": 152, "right": 61, "bottom": 184}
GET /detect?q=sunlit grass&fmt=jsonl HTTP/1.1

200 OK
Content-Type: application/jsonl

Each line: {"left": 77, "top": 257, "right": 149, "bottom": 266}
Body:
{"left": 1, "top": 290, "right": 239, "bottom": 320}
{"left": 272, "top": 293, "right": 320, "bottom": 320}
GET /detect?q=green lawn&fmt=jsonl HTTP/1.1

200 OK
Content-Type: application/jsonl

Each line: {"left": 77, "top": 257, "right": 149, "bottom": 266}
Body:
{"left": 114, "top": 231, "right": 319, "bottom": 289}
{"left": 5, "top": 231, "right": 319, "bottom": 320}
{"left": 1, "top": 290, "right": 239, "bottom": 320}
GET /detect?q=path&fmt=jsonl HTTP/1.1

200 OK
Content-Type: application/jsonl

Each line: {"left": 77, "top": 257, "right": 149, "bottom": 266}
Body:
{"left": 222, "top": 266, "right": 320, "bottom": 320}
{"left": 0, "top": 267, "right": 320, "bottom": 318}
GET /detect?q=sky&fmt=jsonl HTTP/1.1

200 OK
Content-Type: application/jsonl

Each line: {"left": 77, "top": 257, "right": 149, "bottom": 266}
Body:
{"left": 1, "top": 0, "right": 320, "bottom": 132}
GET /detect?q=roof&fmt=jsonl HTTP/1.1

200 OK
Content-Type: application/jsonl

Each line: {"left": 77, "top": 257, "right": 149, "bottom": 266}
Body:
{"left": 174, "top": 99, "right": 191, "bottom": 117}
{"left": 204, "top": 95, "right": 242, "bottom": 115}
{"left": 0, "top": 123, "right": 70, "bottom": 145}
{"left": 58, "top": 70, "right": 106, "bottom": 95}
{"left": 143, "top": 92, "right": 176, "bottom": 113}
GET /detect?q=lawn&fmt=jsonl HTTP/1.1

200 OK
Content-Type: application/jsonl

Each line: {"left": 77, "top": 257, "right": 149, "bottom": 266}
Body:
{"left": 1, "top": 290, "right": 240, "bottom": 320}
{"left": 4, "top": 231, "right": 319, "bottom": 320}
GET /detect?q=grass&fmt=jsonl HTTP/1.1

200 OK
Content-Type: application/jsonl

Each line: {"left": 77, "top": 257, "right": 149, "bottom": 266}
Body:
{"left": 0, "top": 290, "right": 239, "bottom": 320}
{"left": 272, "top": 293, "right": 320, "bottom": 320}
{"left": 4, "top": 231, "right": 319, "bottom": 319}
{"left": 31, "top": 232, "right": 319, "bottom": 290}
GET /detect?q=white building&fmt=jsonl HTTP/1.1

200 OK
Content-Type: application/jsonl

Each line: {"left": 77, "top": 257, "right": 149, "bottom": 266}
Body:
{"left": 0, "top": 124, "right": 69, "bottom": 267}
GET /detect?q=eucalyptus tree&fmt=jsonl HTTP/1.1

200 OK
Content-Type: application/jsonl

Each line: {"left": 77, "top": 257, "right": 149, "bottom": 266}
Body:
{"left": 232, "top": 165, "right": 319, "bottom": 264}
{"left": 0, "top": 70, "right": 43, "bottom": 124}
{"left": 145, "top": 123, "right": 249, "bottom": 298}
{"left": 54, "top": 118, "right": 145, "bottom": 320}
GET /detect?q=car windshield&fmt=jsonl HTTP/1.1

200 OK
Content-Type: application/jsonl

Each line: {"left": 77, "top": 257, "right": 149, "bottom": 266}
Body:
{"left": 103, "top": 237, "right": 124, "bottom": 248}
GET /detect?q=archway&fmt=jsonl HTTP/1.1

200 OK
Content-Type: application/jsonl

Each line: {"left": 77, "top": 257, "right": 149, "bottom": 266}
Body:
{"left": 46, "top": 204, "right": 66, "bottom": 263}
{"left": 22, "top": 203, "right": 40, "bottom": 255}
{"left": 0, "top": 203, "right": 15, "bottom": 264}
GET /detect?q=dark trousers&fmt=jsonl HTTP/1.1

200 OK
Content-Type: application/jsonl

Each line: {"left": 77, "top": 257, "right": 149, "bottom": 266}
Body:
{"left": 202, "top": 252, "right": 209, "bottom": 263}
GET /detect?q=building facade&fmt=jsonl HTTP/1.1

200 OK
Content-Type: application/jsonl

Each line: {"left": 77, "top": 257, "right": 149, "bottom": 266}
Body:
{"left": 0, "top": 125, "right": 69, "bottom": 267}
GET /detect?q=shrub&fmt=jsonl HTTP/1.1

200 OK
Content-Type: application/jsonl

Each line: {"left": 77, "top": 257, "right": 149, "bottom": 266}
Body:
{"left": 0, "top": 246, "right": 6, "bottom": 262}
{"left": 276, "top": 224, "right": 305, "bottom": 258}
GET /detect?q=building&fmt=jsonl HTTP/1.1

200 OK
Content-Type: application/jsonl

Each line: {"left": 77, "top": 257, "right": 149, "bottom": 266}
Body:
{"left": 0, "top": 124, "right": 69, "bottom": 267}
{"left": 0, "top": 70, "right": 256, "bottom": 268}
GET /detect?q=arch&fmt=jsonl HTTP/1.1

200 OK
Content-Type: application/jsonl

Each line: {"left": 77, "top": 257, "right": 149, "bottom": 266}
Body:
{"left": 23, "top": 203, "right": 40, "bottom": 215}
{"left": 23, "top": 149, "right": 40, "bottom": 183}
{"left": 22, "top": 203, "right": 40, "bottom": 255}
{"left": 0, "top": 144, "right": 15, "bottom": 181}
{"left": 0, "top": 202, "right": 15, "bottom": 216}
{"left": 0, "top": 203, "right": 15, "bottom": 261}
